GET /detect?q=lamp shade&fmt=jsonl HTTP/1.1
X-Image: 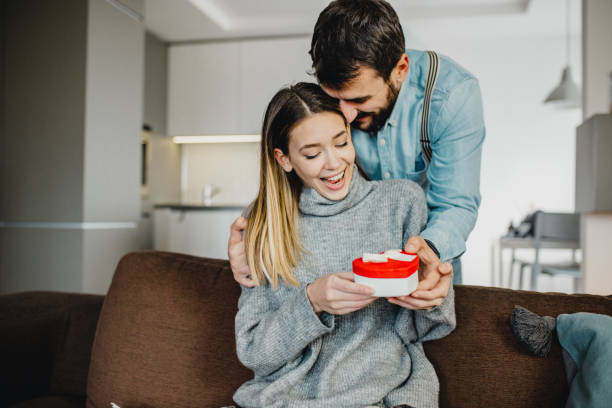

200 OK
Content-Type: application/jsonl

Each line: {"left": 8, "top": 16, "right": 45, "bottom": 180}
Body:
{"left": 544, "top": 66, "right": 581, "bottom": 108}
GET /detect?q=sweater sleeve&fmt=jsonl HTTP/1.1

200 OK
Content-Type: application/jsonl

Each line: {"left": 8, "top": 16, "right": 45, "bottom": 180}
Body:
{"left": 400, "top": 181, "right": 428, "bottom": 245}
{"left": 412, "top": 283, "right": 456, "bottom": 342}
{"left": 234, "top": 284, "right": 334, "bottom": 377}
{"left": 394, "top": 180, "right": 455, "bottom": 343}
{"left": 394, "top": 284, "right": 455, "bottom": 345}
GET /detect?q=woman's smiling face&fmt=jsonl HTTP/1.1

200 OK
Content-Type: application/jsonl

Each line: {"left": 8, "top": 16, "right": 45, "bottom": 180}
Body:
{"left": 275, "top": 111, "right": 355, "bottom": 201}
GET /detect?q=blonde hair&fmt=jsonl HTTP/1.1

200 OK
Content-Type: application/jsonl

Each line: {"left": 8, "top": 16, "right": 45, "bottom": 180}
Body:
{"left": 244, "top": 83, "right": 345, "bottom": 288}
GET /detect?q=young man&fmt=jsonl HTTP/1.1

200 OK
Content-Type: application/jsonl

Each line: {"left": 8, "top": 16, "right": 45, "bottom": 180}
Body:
{"left": 229, "top": 0, "right": 484, "bottom": 309}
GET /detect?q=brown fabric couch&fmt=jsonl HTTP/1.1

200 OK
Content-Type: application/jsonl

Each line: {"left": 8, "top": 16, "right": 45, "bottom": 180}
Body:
{"left": 1, "top": 250, "right": 611, "bottom": 408}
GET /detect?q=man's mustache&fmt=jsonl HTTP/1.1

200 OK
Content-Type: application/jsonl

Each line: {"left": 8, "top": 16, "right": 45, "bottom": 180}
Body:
{"left": 355, "top": 111, "right": 373, "bottom": 120}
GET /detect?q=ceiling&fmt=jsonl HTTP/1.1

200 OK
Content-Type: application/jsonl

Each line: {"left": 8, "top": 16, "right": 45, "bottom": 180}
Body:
{"left": 143, "top": 0, "right": 581, "bottom": 43}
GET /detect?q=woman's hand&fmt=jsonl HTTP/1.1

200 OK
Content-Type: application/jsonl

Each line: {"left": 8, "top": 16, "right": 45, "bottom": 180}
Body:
{"left": 306, "top": 272, "right": 376, "bottom": 315}
{"left": 387, "top": 236, "right": 452, "bottom": 310}
{"left": 228, "top": 216, "right": 255, "bottom": 287}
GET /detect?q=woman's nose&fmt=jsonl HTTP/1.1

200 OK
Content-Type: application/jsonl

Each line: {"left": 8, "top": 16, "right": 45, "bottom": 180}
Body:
{"left": 339, "top": 100, "right": 358, "bottom": 123}
{"left": 325, "top": 150, "right": 341, "bottom": 169}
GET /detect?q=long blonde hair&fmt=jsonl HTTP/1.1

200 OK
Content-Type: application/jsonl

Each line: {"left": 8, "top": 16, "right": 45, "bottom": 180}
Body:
{"left": 244, "top": 83, "right": 346, "bottom": 288}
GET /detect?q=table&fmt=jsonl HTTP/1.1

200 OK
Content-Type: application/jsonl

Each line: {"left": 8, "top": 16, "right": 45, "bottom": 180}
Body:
{"left": 494, "top": 236, "right": 580, "bottom": 289}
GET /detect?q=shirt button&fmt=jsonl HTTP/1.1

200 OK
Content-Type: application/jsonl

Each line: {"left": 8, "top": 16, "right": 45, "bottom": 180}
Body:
{"left": 379, "top": 139, "right": 386, "bottom": 146}
{"left": 389, "top": 119, "right": 397, "bottom": 126}
{"left": 385, "top": 172, "right": 391, "bottom": 179}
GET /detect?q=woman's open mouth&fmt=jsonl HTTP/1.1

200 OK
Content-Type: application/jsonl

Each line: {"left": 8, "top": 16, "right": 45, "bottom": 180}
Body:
{"left": 321, "top": 170, "right": 346, "bottom": 190}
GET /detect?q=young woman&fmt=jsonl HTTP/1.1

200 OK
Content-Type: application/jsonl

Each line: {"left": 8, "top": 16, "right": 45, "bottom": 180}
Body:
{"left": 234, "top": 82, "right": 455, "bottom": 408}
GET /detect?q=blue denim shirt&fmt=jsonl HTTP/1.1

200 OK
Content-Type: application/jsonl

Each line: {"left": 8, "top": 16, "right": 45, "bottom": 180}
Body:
{"left": 352, "top": 49, "right": 485, "bottom": 262}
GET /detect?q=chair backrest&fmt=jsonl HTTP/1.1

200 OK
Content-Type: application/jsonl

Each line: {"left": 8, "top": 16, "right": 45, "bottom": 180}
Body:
{"left": 534, "top": 211, "right": 580, "bottom": 242}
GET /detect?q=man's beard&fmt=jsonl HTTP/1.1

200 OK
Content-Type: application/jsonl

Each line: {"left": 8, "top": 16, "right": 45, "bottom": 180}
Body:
{"left": 352, "top": 81, "right": 400, "bottom": 134}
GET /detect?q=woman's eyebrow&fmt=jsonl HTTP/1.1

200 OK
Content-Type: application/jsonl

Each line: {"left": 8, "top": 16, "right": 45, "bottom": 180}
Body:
{"left": 299, "top": 143, "right": 320, "bottom": 151}
{"left": 299, "top": 131, "right": 347, "bottom": 152}
{"left": 332, "top": 130, "right": 347, "bottom": 139}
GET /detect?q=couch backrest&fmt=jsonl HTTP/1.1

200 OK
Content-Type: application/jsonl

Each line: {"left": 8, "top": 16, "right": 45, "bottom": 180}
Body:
{"left": 87, "top": 251, "right": 252, "bottom": 408}
{"left": 87, "top": 251, "right": 612, "bottom": 408}
{"left": 0, "top": 292, "right": 103, "bottom": 406}
{"left": 427, "top": 285, "right": 611, "bottom": 408}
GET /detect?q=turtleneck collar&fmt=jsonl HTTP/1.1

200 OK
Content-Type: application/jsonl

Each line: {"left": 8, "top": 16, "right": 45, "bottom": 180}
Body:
{"left": 299, "top": 165, "right": 373, "bottom": 217}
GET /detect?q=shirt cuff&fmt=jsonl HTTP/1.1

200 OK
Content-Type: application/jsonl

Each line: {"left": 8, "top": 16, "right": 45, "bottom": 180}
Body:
{"left": 420, "top": 227, "right": 465, "bottom": 262}
{"left": 423, "top": 239, "right": 440, "bottom": 259}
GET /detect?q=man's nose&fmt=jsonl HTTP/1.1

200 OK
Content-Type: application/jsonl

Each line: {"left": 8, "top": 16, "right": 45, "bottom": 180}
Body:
{"left": 339, "top": 100, "right": 358, "bottom": 123}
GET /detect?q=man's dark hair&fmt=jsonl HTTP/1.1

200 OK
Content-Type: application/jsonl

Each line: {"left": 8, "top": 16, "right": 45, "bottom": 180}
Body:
{"left": 310, "top": 0, "right": 405, "bottom": 90}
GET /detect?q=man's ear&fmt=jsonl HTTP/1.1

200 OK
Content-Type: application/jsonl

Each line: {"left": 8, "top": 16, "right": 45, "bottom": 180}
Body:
{"left": 393, "top": 53, "right": 410, "bottom": 85}
{"left": 273, "top": 148, "right": 293, "bottom": 173}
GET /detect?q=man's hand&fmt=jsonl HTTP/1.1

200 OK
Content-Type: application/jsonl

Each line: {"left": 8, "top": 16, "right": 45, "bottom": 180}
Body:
{"left": 387, "top": 236, "right": 452, "bottom": 310}
{"left": 228, "top": 216, "right": 255, "bottom": 287}
{"left": 306, "top": 272, "right": 376, "bottom": 315}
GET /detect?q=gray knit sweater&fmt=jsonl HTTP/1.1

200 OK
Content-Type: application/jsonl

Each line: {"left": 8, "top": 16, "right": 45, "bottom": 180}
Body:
{"left": 234, "top": 167, "right": 456, "bottom": 408}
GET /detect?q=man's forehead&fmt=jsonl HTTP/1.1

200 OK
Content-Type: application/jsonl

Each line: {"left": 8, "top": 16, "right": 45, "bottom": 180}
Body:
{"left": 322, "top": 67, "right": 383, "bottom": 99}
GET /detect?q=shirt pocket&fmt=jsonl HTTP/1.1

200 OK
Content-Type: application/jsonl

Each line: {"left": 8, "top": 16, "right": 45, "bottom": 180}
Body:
{"left": 404, "top": 154, "right": 428, "bottom": 186}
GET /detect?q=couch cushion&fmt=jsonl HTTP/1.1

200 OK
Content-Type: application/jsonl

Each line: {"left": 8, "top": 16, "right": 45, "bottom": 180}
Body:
{"left": 424, "top": 285, "right": 612, "bottom": 408}
{"left": 86, "top": 251, "right": 252, "bottom": 408}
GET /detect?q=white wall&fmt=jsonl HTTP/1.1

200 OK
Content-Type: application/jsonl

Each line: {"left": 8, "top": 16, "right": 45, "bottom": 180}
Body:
{"left": 403, "top": 4, "right": 583, "bottom": 290}
{"left": 84, "top": 0, "right": 143, "bottom": 223}
{"left": 457, "top": 35, "right": 580, "bottom": 290}
{"left": 1, "top": 0, "right": 145, "bottom": 295}
{"left": 81, "top": 0, "right": 144, "bottom": 294}
{"left": 582, "top": 0, "right": 612, "bottom": 118}
{"left": 181, "top": 142, "right": 259, "bottom": 206}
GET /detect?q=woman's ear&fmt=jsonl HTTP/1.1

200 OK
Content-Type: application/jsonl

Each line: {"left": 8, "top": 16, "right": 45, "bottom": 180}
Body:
{"left": 273, "top": 148, "right": 293, "bottom": 173}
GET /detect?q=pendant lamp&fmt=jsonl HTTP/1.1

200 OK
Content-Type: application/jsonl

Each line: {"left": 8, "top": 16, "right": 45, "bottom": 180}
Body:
{"left": 544, "top": 0, "right": 581, "bottom": 108}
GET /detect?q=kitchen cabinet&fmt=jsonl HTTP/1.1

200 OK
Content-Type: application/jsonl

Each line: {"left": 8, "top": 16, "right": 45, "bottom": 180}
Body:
{"left": 237, "top": 38, "right": 312, "bottom": 133}
{"left": 168, "top": 42, "right": 241, "bottom": 135}
{"left": 153, "top": 206, "right": 243, "bottom": 259}
{"left": 167, "top": 37, "right": 311, "bottom": 136}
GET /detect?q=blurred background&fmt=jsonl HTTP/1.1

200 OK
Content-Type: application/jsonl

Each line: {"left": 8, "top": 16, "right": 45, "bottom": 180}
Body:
{"left": 1, "top": 0, "right": 611, "bottom": 296}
